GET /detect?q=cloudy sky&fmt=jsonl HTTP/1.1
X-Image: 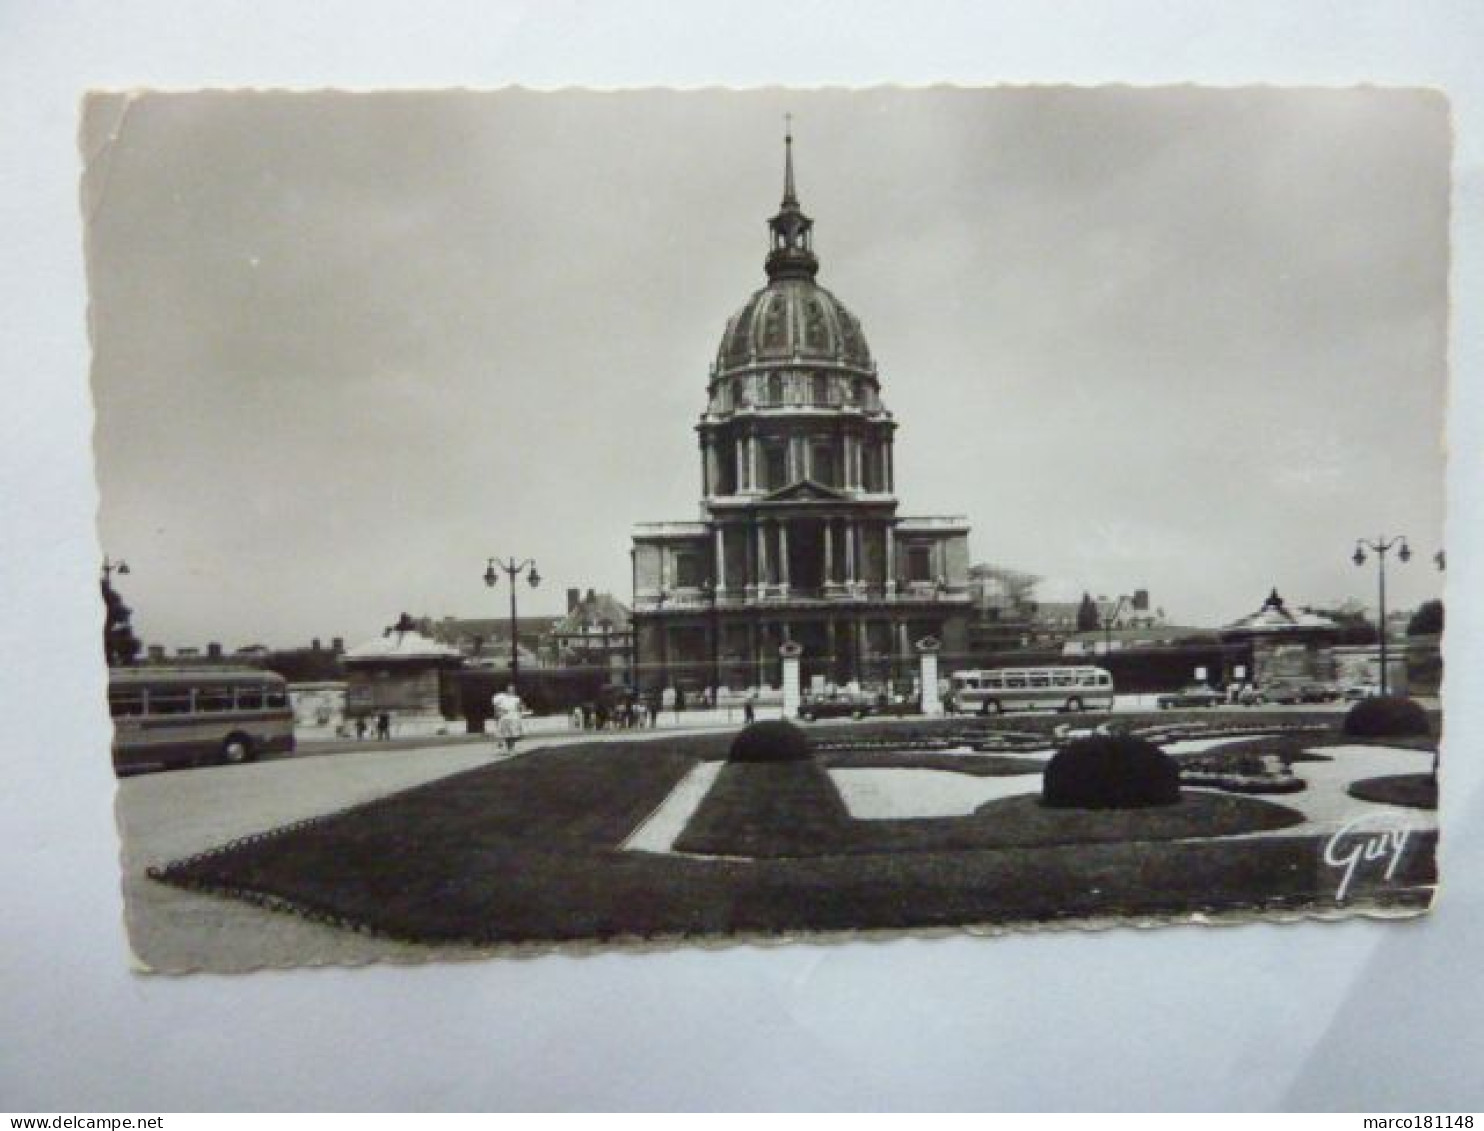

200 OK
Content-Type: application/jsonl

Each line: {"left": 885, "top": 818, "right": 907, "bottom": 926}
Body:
{"left": 82, "top": 87, "right": 1449, "bottom": 650}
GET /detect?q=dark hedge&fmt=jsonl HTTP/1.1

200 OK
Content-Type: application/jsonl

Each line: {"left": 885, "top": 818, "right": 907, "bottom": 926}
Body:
{"left": 1343, "top": 696, "right": 1431, "bottom": 739}
{"left": 728, "top": 720, "right": 814, "bottom": 763}
{"left": 1043, "top": 734, "right": 1181, "bottom": 809}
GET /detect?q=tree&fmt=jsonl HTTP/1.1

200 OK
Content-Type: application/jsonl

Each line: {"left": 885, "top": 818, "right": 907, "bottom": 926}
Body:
{"left": 1076, "top": 592, "right": 1100, "bottom": 632}
{"left": 1313, "top": 607, "right": 1379, "bottom": 645}
{"left": 1407, "top": 599, "right": 1444, "bottom": 636}
{"left": 101, "top": 579, "right": 141, "bottom": 666}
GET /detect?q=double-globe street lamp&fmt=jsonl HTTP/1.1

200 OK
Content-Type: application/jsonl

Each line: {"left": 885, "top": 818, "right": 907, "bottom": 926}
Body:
{"left": 484, "top": 556, "right": 541, "bottom": 693}
{"left": 1351, "top": 535, "right": 1410, "bottom": 697}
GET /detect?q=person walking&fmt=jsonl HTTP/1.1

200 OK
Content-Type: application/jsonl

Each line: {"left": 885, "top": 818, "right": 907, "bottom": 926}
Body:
{"left": 490, "top": 687, "right": 526, "bottom": 754}
{"left": 674, "top": 684, "right": 686, "bottom": 722}
{"left": 743, "top": 687, "right": 757, "bottom": 725}
{"left": 375, "top": 711, "right": 391, "bottom": 741}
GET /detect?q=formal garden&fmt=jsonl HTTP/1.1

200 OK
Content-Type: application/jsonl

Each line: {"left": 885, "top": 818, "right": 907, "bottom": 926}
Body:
{"left": 147, "top": 702, "right": 1440, "bottom": 947}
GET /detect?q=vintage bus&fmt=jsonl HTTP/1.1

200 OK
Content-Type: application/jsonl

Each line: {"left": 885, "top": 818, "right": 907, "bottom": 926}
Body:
{"left": 950, "top": 665, "right": 1115, "bottom": 715}
{"left": 108, "top": 667, "right": 296, "bottom": 775}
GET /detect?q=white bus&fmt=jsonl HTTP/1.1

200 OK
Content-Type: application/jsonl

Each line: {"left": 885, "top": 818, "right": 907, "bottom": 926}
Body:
{"left": 950, "top": 666, "right": 1115, "bottom": 715}
{"left": 109, "top": 667, "right": 296, "bottom": 775}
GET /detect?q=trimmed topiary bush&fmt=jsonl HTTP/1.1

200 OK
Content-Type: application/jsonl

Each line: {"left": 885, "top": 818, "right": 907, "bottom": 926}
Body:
{"left": 728, "top": 720, "right": 813, "bottom": 763}
{"left": 1343, "top": 696, "right": 1431, "bottom": 739}
{"left": 1043, "top": 735, "right": 1181, "bottom": 809}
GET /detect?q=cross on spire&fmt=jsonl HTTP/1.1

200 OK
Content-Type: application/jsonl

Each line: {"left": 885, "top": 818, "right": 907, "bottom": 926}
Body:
{"left": 782, "top": 113, "right": 798, "bottom": 207}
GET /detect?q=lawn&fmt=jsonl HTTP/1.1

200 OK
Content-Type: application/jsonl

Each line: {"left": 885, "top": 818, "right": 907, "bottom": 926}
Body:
{"left": 675, "top": 760, "right": 1304, "bottom": 858}
{"left": 1349, "top": 773, "right": 1439, "bottom": 810}
{"left": 149, "top": 715, "right": 1438, "bottom": 945}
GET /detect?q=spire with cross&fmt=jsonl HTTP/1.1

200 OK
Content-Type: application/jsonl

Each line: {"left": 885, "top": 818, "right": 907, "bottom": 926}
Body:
{"left": 766, "top": 116, "right": 818, "bottom": 281}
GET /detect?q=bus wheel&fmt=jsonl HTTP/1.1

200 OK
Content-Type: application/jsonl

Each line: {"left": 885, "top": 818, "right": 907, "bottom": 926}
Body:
{"left": 221, "top": 733, "right": 255, "bottom": 765}
{"left": 1065, "top": 698, "right": 1083, "bottom": 713}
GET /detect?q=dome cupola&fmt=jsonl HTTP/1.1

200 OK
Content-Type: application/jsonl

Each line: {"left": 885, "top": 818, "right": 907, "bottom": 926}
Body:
{"left": 712, "top": 127, "right": 875, "bottom": 381}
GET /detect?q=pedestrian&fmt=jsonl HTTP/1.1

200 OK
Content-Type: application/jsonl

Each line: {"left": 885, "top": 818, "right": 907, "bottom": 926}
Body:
{"left": 743, "top": 687, "right": 757, "bottom": 725}
{"left": 376, "top": 711, "right": 391, "bottom": 741}
{"left": 490, "top": 687, "right": 526, "bottom": 754}
{"left": 674, "top": 684, "right": 686, "bottom": 721}
{"left": 570, "top": 703, "right": 584, "bottom": 730}
{"left": 647, "top": 688, "right": 662, "bottom": 727}
{"left": 354, "top": 716, "right": 367, "bottom": 741}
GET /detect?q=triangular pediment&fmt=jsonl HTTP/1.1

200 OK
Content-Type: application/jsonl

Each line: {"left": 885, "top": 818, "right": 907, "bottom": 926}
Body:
{"left": 760, "top": 478, "right": 850, "bottom": 503}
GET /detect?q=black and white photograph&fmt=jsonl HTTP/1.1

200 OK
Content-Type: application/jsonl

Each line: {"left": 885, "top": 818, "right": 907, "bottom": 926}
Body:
{"left": 84, "top": 86, "right": 1448, "bottom": 973}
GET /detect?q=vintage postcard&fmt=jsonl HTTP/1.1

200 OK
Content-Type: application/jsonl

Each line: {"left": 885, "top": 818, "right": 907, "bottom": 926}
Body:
{"left": 83, "top": 87, "right": 1447, "bottom": 973}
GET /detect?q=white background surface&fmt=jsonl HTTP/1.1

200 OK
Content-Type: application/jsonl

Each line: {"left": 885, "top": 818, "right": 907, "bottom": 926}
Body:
{"left": 3, "top": 1, "right": 1481, "bottom": 1112}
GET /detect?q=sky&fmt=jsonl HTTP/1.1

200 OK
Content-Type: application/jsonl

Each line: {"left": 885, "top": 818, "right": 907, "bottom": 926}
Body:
{"left": 82, "top": 86, "right": 1450, "bottom": 650}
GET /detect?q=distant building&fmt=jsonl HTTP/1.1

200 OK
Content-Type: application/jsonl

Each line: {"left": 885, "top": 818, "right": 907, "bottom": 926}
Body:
{"left": 420, "top": 615, "right": 560, "bottom": 667}
{"left": 1220, "top": 588, "right": 1340, "bottom": 686}
{"left": 547, "top": 588, "right": 633, "bottom": 682}
{"left": 342, "top": 620, "right": 464, "bottom": 724}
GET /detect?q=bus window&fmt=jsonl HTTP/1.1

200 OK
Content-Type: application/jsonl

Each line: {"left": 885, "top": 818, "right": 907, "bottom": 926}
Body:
{"left": 1030, "top": 674, "right": 1050, "bottom": 688}
{"left": 236, "top": 687, "right": 263, "bottom": 709}
{"left": 148, "top": 690, "right": 192, "bottom": 715}
{"left": 1005, "top": 676, "right": 1026, "bottom": 689}
{"left": 265, "top": 688, "right": 288, "bottom": 709}
{"left": 197, "top": 688, "right": 234, "bottom": 712}
{"left": 1098, "top": 672, "right": 1112, "bottom": 687}
{"left": 109, "top": 692, "right": 144, "bottom": 717}
{"left": 1079, "top": 673, "right": 1100, "bottom": 686}
{"left": 1053, "top": 671, "right": 1074, "bottom": 687}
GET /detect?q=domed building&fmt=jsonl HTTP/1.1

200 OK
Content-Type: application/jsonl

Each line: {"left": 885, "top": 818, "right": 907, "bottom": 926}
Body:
{"left": 630, "top": 133, "right": 973, "bottom": 693}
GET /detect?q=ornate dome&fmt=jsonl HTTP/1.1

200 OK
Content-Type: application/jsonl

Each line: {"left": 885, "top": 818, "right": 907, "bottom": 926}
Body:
{"left": 713, "top": 129, "right": 874, "bottom": 379}
{"left": 715, "top": 280, "right": 873, "bottom": 374}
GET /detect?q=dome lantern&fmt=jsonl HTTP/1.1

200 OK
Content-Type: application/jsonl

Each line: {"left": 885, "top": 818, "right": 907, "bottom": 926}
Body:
{"left": 765, "top": 122, "right": 819, "bottom": 283}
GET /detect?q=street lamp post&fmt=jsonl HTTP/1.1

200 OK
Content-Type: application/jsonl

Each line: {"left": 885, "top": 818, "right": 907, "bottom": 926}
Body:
{"left": 1352, "top": 535, "right": 1410, "bottom": 696}
{"left": 484, "top": 557, "right": 541, "bottom": 693}
{"left": 655, "top": 590, "right": 669, "bottom": 692}
{"left": 701, "top": 579, "right": 721, "bottom": 701}
{"left": 101, "top": 556, "right": 130, "bottom": 585}
{"left": 1100, "top": 595, "right": 1129, "bottom": 658}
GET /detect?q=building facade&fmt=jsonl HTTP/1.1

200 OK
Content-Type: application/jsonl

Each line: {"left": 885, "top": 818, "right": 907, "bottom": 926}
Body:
{"left": 631, "top": 135, "right": 972, "bottom": 693}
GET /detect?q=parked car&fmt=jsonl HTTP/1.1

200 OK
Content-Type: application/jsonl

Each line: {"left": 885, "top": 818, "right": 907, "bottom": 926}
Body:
{"left": 1300, "top": 682, "right": 1342, "bottom": 703}
{"left": 797, "top": 694, "right": 871, "bottom": 722}
{"left": 1157, "top": 683, "right": 1223, "bottom": 709}
{"left": 1262, "top": 683, "right": 1306, "bottom": 705}
{"left": 1344, "top": 683, "right": 1381, "bottom": 701}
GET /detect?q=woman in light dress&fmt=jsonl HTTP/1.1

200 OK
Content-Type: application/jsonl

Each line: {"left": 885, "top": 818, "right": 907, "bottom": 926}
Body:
{"left": 490, "top": 688, "right": 526, "bottom": 753}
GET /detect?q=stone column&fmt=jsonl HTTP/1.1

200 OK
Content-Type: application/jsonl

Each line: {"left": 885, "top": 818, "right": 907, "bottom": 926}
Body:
{"left": 917, "top": 637, "right": 943, "bottom": 716}
{"left": 714, "top": 526, "right": 726, "bottom": 592}
{"left": 758, "top": 520, "right": 771, "bottom": 592}
{"left": 823, "top": 521, "right": 834, "bottom": 585}
{"left": 779, "top": 521, "right": 791, "bottom": 592}
{"left": 749, "top": 434, "right": 760, "bottom": 492}
{"left": 844, "top": 518, "right": 856, "bottom": 584}
{"left": 706, "top": 437, "right": 722, "bottom": 497}
{"left": 827, "top": 619, "right": 838, "bottom": 684}
{"left": 780, "top": 643, "right": 802, "bottom": 719}
{"left": 886, "top": 437, "right": 896, "bottom": 493}
{"left": 885, "top": 524, "right": 897, "bottom": 596}
{"left": 734, "top": 438, "right": 745, "bottom": 495}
